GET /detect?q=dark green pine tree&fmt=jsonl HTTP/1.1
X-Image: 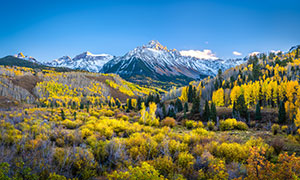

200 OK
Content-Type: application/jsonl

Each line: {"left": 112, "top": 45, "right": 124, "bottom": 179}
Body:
{"left": 73, "top": 112, "right": 77, "bottom": 120}
{"left": 127, "top": 99, "right": 133, "bottom": 110}
{"left": 255, "top": 102, "right": 262, "bottom": 121}
{"left": 191, "top": 96, "right": 200, "bottom": 114}
{"left": 210, "top": 102, "right": 217, "bottom": 123}
{"left": 236, "top": 95, "right": 248, "bottom": 120}
{"left": 61, "top": 109, "right": 65, "bottom": 120}
{"left": 175, "top": 98, "right": 183, "bottom": 112}
{"left": 188, "top": 85, "right": 194, "bottom": 103}
{"left": 168, "top": 108, "right": 176, "bottom": 119}
{"left": 137, "top": 97, "right": 142, "bottom": 110}
{"left": 184, "top": 102, "right": 189, "bottom": 112}
{"left": 278, "top": 101, "right": 286, "bottom": 124}
{"left": 116, "top": 99, "right": 121, "bottom": 108}
{"left": 295, "top": 48, "right": 299, "bottom": 59}
{"left": 203, "top": 100, "right": 210, "bottom": 121}
{"left": 154, "top": 94, "right": 160, "bottom": 104}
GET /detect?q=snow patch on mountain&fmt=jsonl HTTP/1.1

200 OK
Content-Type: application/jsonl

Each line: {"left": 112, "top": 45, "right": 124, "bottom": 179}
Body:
{"left": 102, "top": 40, "right": 248, "bottom": 80}
{"left": 46, "top": 51, "right": 114, "bottom": 72}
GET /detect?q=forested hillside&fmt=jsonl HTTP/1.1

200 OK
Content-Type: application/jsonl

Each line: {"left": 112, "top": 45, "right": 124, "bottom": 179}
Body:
{"left": 0, "top": 46, "right": 300, "bottom": 180}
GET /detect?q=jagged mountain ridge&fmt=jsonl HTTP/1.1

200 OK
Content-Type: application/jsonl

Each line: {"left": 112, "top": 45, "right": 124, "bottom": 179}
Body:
{"left": 101, "top": 40, "right": 247, "bottom": 84}
{"left": 46, "top": 51, "right": 114, "bottom": 72}
{"left": 9, "top": 41, "right": 250, "bottom": 86}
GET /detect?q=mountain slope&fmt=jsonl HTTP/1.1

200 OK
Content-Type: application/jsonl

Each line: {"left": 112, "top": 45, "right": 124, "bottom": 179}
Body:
{"left": 102, "top": 40, "right": 247, "bottom": 87}
{"left": 0, "top": 56, "right": 74, "bottom": 72}
{"left": 46, "top": 51, "right": 114, "bottom": 72}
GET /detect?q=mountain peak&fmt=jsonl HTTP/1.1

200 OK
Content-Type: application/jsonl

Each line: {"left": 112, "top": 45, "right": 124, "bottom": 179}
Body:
{"left": 145, "top": 40, "right": 166, "bottom": 50}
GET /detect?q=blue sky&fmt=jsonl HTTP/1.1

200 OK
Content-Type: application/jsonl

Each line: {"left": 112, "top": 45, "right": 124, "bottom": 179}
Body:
{"left": 0, "top": 0, "right": 299, "bottom": 61}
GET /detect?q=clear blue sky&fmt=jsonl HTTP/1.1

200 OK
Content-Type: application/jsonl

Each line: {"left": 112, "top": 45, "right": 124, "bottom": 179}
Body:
{"left": 0, "top": 0, "right": 299, "bottom": 61}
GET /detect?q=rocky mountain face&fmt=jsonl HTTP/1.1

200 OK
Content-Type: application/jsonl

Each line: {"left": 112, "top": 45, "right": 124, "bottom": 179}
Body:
{"left": 46, "top": 51, "right": 114, "bottom": 72}
{"left": 101, "top": 40, "right": 247, "bottom": 84}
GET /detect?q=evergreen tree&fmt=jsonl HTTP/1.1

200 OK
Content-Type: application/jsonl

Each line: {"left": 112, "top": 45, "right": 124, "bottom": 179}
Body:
{"left": 188, "top": 85, "right": 194, "bottom": 103}
{"left": 73, "top": 112, "right": 77, "bottom": 120}
{"left": 278, "top": 101, "right": 286, "bottom": 124}
{"left": 128, "top": 99, "right": 133, "bottom": 110}
{"left": 236, "top": 95, "right": 248, "bottom": 120}
{"left": 296, "top": 48, "right": 299, "bottom": 59}
{"left": 255, "top": 102, "right": 262, "bottom": 120}
{"left": 61, "top": 109, "right": 65, "bottom": 120}
{"left": 175, "top": 98, "right": 183, "bottom": 112}
{"left": 154, "top": 94, "right": 160, "bottom": 104}
{"left": 191, "top": 96, "right": 200, "bottom": 114}
{"left": 203, "top": 100, "right": 210, "bottom": 121}
{"left": 137, "top": 97, "right": 142, "bottom": 110}
{"left": 184, "top": 102, "right": 189, "bottom": 112}
{"left": 210, "top": 102, "right": 217, "bottom": 123}
{"left": 168, "top": 108, "right": 176, "bottom": 119}
{"left": 80, "top": 103, "right": 84, "bottom": 109}
{"left": 116, "top": 99, "right": 121, "bottom": 108}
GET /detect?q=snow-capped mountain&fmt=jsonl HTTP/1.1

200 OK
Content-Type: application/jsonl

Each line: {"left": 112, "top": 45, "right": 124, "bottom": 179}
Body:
{"left": 101, "top": 40, "right": 247, "bottom": 84}
{"left": 46, "top": 51, "right": 114, "bottom": 72}
{"left": 14, "top": 52, "right": 39, "bottom": 64}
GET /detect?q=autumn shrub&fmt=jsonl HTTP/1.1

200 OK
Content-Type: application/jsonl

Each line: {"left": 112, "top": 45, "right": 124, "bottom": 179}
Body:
{"left": 126, "top": 133, "right": 158, "bottom": 160}
{"left": 185, "top": 120, "right": 196, "bottom": 129}
{"left": 219, "top": 118, "right": 248, "bottom": 131}
{"left": 161, "top": 117, "right": 176, "bottom": 127}
{"left": 209, "top": 141, "right": 248, "bottom": 162}
{"left": 151, "top": 156, "right": 175, "bottom": 178}
{"left": 167, "top": 139, "right": 189, "bottom": 158}
{"left": 47, "top": 173, "right": 67, "bottom": 180}
{"left": 192, "top": 144, "right": 204, "bottom": 157}
{"left": 62, "top": 119, "right": 82, "bottom": 129}
{"left": 198, "top": 158, "right": 229, "bottom": 180}
{"left": 176, "top": 151, "right": 195, "bottom": 176}
{"left": 0, "top": 162, "right": 10, "bottom": 180}
{"left": 281, "top": 125, "right": 288, "bottom": 133}
{"left": 235, "top": 121, "right": 248, "bottom": 130}
{"left": 53, "top": 147, "right": 97, "bottom": 179}
{"left": 271, "top": 124, "right": 280, "bottom": 135}
{"left": 219, "top": 118, "right": 237, "bottom": 131}
{"left": 207, "top": 121, "right": 215, "bottom": 131}
{"left": 106, "top": 162, "right": 166, "bottom": 180}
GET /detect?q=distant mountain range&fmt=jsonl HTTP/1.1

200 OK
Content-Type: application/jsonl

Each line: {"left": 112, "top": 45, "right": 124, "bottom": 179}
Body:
{"left": 7, "top": 40, "right": 295, "bottom": 86}
{"left": 45, "top": 52, "right": 114, "bottom": 72}
{"left": 42, "top": 40, "right": 247, "bottom": 85}
{"left": 101, "top": 40, "right": 247, "bottom": 85}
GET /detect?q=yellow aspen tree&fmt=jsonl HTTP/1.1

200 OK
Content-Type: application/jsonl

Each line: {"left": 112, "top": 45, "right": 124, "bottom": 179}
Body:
{"left": 278, "top": 81, "right": 286, "bottom": 102}
{"left": 197, "top": 82, "right": 202, "bottom": 98}
{"left": 271, "top": 81, "right": 278, "bottom": 106}
{"left": 179, "top": 86, "right": 188, "bottom": 102}
{"left": 139, "top": 102, "right": 148, "bottom": 125}
{"left": 252, "top": 81, "right": 260, "bottom": 105}
{"left": 212, "top": 88, "right": 224, "bottom": 107}
{"left": 242, "top": 84, "right": 252, "bottom": 108}
{"left": 230, "top": 86, "right": 242, "bottom": 106}
{"left": 131, "top": 99, "right": 137, "bottom": 109}
{"left": 148, "top": 102, "right": 159, "bottom": 126}
{"left": 295, "top": 109, "right": 300, "bottom": 134}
